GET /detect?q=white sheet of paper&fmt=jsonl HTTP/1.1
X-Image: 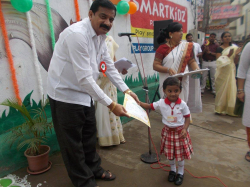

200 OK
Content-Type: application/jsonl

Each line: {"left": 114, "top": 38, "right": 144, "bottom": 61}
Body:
{"left": 171, "top": 68, "right": 209, "bottom": 78}
{"left": 114, "top": 57, "right": 137, "bottom": 72}
{"left": 123, "top": 94, "right": 150, "bottom": 127}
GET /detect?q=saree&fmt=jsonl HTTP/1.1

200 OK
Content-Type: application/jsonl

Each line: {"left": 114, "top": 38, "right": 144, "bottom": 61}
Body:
{"left": 215, "top": 45, "right": 238, "bottom": 116}
{"left": 95, "top": 36, "right": 125, "bottom": 146}
{"left": 159, "top": 42, "right": 192, "bottom": 100}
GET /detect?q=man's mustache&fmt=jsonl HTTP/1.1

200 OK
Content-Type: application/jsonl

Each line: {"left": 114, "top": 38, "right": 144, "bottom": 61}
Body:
{"left": 100, "top": 24, "right": 110, "bottom": 30}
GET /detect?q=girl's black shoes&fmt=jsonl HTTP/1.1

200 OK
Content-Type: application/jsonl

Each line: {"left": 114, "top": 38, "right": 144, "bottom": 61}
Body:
{"left": 168, "top": 171, "right": 176, "bottom": 182}
{"left": 174, "top": 174, "right": 184, "bottom": 186}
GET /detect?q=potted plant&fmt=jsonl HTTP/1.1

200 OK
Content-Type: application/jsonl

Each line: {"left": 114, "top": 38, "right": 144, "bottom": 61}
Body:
{"left": 1, "top": 97, "right": 53, "bottom": 174}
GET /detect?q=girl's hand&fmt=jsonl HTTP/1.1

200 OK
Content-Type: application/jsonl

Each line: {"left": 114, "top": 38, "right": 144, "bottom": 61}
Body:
{"left": 180, "top": 129, "right": 187, "bottom": 139}
{"left": 237, "top": 92, "right": 245, "bottom": 102}
{"left": 168, "top": 68, "right": 176, "bottom": 76}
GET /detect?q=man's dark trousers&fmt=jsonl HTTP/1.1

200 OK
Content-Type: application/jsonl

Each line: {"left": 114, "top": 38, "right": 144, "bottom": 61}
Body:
{"left": 49, "top": 97, "right": 104, "bottom": 187}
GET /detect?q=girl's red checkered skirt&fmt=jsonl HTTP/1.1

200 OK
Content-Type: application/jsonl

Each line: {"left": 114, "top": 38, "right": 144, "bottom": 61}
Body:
{"left": 160, "top": 125, "right": 193, "bottom": 161}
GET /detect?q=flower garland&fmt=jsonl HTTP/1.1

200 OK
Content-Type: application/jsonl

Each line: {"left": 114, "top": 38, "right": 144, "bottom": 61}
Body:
{"left": 74, "top": 0, "right": 81, "bottom": 22}
{"left": 26, "top": 12, "right": 44, "bottom": 101}
{"left": 45, "top": 0, "right": 55, "bottom": 50}
{"left": 0, "top": 1, "right": 22, "bottom": 105}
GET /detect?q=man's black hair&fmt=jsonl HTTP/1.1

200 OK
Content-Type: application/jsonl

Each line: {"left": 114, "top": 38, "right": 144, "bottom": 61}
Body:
{"left": 163, "top": 77, "right": 182, "bottom": 90}
{"left": 186, "top": 33, "right": 193, "bottom": 39}
{"left": 210, "top": 33, "right": 216, "bottom": 37}
{"left": 90, "top": 0, "right": 116, "bottom": 15}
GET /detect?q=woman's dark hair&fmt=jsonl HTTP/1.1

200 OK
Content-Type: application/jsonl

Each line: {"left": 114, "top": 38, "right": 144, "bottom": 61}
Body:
{"left": 163, "top": 77, "right": 182, "bottom": 90}
{"left": 221, "top": 31, "right": 232, "bottom": 46}
{"left": 90, "top": 0, "right": 116, "bottom": 16}
{"left": 156, "top": 22, "right": 182, "bottom": 44}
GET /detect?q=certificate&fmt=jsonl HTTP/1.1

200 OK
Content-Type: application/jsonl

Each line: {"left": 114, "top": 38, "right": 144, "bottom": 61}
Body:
{"left": 123, "top": 94, "right": 150, "bottom": 127}
{"left": 171, "top": 68, "right": 209, "bottom": 78}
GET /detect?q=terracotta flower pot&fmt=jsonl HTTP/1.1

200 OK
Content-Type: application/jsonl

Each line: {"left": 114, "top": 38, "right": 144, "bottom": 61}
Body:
{"left": 24, "top": 145, "right": 52, "bottom": 174}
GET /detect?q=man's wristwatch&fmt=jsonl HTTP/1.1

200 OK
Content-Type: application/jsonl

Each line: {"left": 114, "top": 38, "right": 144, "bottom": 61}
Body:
{"left": 125, "top": 90, "right": 132, "bottom": 95}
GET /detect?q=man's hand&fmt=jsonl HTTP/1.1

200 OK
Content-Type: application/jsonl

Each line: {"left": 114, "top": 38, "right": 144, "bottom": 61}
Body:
{"left": 121, "top": 69, "right": 128, "bottom": 75}
{"left": 111, "top": 103, "right": 130, "bottom": 117}
{"left": 130, "top": 92, "right": 140, "bottom": 104}
{"left": 180, "top": 129, "right": 187, "bottom": 139}
{"left": 124, "top": 89, "right": 140, "bottom": 104}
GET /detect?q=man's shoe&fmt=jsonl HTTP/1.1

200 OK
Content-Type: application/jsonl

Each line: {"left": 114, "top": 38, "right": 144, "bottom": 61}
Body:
{"left": 168, "top": 171, "right": 176, "bottom": 182}
{"left": 174, "top": 174, "right": 184, "bottom": 186}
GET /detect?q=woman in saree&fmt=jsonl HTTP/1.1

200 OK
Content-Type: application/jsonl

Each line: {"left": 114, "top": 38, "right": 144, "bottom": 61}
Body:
{"left": 215, "top": 32, "right": 238, "bottom": 116}
{"left": 96, "top": 35, "right": 126, "bottom": 146}
{"left": 153, "top": 22, "right": 201, "bottom": 112}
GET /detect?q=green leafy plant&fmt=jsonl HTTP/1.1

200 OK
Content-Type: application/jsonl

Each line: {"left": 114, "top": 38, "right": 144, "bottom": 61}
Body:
{"left": 1, "top": 97, "right": 53, "bottom": 156}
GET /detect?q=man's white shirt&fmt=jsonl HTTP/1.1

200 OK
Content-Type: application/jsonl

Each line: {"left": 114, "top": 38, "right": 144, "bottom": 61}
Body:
{"left": 193, "top": 42, "right": 202, "bottom": 65}
{"left": 47, "top": 18, "right": 128, "bottom": 107}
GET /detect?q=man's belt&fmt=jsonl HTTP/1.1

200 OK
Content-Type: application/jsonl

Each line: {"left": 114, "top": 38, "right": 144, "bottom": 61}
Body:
{"left": 203, "top": 60, "right": 215, "bottom": 62}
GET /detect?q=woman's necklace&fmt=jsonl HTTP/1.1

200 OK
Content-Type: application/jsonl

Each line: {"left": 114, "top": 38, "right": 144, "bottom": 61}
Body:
{"left": 169, "top": 41, "right": 179, "bottom": 64}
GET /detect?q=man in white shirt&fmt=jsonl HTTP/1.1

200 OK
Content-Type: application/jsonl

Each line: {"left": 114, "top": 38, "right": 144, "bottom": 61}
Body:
{"left": 47, "top": 0, "right": 139, "bottom": 186}
{"left": 186, "top": 33, "right": 202, "bottom": 68}
{"left": 186, "top": 33, "right": 203, "bottom": 112}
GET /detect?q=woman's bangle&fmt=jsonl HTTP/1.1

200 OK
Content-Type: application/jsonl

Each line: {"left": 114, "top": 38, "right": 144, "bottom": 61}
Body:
{"left": 110, "top": 102, "right": 117, "bottom": 112}
{"left": 237, "top": 89, "right": 244, "bottom": 91}
{"left": 237, "top": 91, "right": 244, "bottom": 94}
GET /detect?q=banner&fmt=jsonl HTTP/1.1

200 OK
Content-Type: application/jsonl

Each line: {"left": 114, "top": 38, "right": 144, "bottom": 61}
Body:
{"left": 131, "top": 0, "right": 188, "bottom": 38}
{"left": 131, "top": 43, "right": 155, "bottom": 53}
{"left": 198, "top": 5, "right": 241, "bottom": 21}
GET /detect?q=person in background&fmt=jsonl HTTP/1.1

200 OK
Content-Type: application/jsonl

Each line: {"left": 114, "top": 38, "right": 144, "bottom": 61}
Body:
{"left": 186, "top": 33, "right": 202, "bottom": 113}
{"left": 215, "top": 31, "right": 238, "bottom": 116}
{"left": 96, "top": 34, "right": 127, "bottom": 146}
{"left": 140, "top": 77, "right": 193, "bottom": 186}
{"left": 186, "top": 33, "right": 202, "bottom": 68}
{"left": 237, "top": 41, "right": 250, "bottom": 162}
{"left": 200, "top": 33, "right": 219, "bottom": 96}
{"left": 47, "top": 0, "right": 139, "bottom": 186}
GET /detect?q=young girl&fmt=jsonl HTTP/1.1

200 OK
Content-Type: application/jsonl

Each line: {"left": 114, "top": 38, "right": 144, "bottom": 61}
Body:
{"left": 140, "top": 77, "right": 193, "bottom": 186}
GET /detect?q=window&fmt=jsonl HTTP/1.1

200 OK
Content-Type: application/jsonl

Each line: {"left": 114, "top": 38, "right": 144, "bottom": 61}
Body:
{"left": 240, "top": 16, "right": 244, "bottom": 25}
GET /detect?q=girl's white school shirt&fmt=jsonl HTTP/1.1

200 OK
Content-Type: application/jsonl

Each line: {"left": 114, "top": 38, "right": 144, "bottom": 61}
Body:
{"left": 150, "top": 98, "right": 190, "bottom": 127}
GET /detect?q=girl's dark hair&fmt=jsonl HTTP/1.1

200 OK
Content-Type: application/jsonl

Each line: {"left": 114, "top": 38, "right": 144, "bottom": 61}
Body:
{"left": 156, "top": 22, "right": 183, "bottom": 44}
{"left": 221, "top": 31, "right": 232, "bottom": 46}
{"left": 90, "top": 0, "right": 116, "bottom": 16}
{"left": 163, "top": 77, "right": 182, "bottom": 90}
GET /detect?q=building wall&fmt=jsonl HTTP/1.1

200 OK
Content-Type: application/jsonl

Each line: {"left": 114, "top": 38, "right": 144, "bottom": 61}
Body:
{"left": 230, "top": 0, "right": 250, "bottom": 40}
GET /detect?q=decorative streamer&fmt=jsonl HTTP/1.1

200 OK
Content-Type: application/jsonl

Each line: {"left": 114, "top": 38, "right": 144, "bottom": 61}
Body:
{"left": 26, "top": 12, "right": 44, "bottom": 101}
{"left": 0, "top": 1, "right": 22, "bottom": 105}
{"left": 74, "top": 0, "right": 80, "bottom": 22}
{"left": 45, "top": 0, "right": 55, "bottom": 50}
